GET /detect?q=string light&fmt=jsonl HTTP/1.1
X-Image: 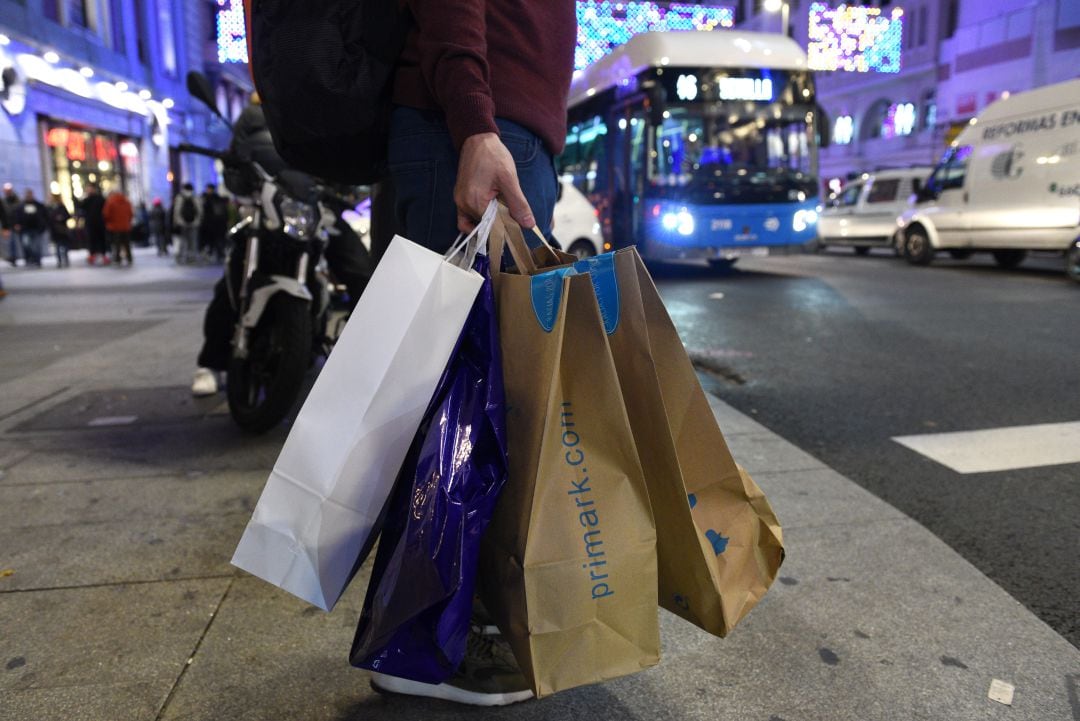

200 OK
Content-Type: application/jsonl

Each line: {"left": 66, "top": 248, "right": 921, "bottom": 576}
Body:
{"left": 808, "top": 2, "right": 903, "bottom": 74}
{"left": 575, "top": 2, "right": 735, "bottom": 71}
{"left": 216, "top": 0, "right": 249, "bottom": 64}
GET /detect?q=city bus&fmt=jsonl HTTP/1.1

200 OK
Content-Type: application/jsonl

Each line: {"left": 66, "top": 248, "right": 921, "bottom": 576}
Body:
{"left": 560, "top": 30, "right": 827, "bottom": 267}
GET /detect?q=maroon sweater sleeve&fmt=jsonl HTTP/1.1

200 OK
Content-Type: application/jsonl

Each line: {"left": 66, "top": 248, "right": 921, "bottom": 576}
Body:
{"left": 402, "top": 0, "right": 499, "bottom": 150}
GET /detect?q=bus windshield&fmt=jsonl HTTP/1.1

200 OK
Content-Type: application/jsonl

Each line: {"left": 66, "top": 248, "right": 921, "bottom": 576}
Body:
{"left": 650, "top": 106, "right": 817, "bottom": 203}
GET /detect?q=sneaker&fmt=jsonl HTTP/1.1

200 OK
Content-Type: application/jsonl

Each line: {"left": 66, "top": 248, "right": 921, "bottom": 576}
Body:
{"left": 191, "top": 368, "right": 220, "bottom": 397}
{"left": 369, "top": 628, "right": 533, "bottom": 707}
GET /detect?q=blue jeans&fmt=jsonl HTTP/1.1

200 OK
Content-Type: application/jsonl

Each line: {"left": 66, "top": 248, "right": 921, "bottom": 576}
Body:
{"left": 21, "top": 231, "right": 44, "bottom": 266}
{"left": 387, "top": 106, "right": 558, "bottom": 253}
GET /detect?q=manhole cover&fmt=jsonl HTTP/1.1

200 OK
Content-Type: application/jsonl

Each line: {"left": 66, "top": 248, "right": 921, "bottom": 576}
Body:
{"left": 12, "top": 386, "right": 223, "bottom": 432}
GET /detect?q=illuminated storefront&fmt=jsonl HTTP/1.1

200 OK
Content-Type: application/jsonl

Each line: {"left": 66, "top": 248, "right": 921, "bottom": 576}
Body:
{"left": 40, "top": 121, "right": 146, "bottom": 210}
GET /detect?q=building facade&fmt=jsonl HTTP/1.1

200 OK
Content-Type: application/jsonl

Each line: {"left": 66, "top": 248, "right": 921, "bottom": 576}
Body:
{"left": 732, "top": 0, "right": 1080, "bottom": 188}
{"left": 0, "top": 0, "right": 251, "bottom": 213}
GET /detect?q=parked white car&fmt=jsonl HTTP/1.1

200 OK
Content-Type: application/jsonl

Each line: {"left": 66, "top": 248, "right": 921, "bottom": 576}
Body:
{"left": 552, "top": 180, "right": 605, "bottom": 258}
{"left": 818, "top": 168, "right": 931, "bottom": 254}
{"left": 898, "top": 78, "right": 1080, "bottom": 281}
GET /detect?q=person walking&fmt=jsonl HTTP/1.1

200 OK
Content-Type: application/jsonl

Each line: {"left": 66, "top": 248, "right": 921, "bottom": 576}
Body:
{"left": 0, "top": 197, "right": 8, "bottom": 298}
{"left": 198, "top": 184, "right": 229, "bottom": 263}
{"left": 14, "top": 189, "right": 47, "bottom": 267}
{"left": 81, "top": 183, "right": 108, "bottom": 265}
{"left": 47, "top": 193, "right": 72, "bottom": 268}
{"left": 364, "top": 0, "right": 576, "bottom": 707}
{"left": 149, "top": 198, "right": 169, "bottom": 256}
{"left": 2, "top": 183, "right": 22, "bottom": 266}
{"left": 172, "top": 183, "right": 202, "bottom": 264}
{"left": 103, "top": 190, "right": 135, "bottom": 266}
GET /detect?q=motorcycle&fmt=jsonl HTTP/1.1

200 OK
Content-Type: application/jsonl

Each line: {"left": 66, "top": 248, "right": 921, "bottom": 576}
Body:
{"left": 181, "top": 72, "right": 364, "bottom": 432}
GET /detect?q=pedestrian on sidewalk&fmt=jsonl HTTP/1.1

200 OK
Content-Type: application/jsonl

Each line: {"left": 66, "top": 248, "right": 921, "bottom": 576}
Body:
{"left": 14, "top": 189, "right": 47, "bottom": 267}
{"left": 199, "top": 184, "right": 228, "bottom": 263}
{"left": 149, "top": 198, "right": 169, "bottom": 256}
{"left": 81, "top": 183, "right": 108, "bottom": 266}
{"left": 103, "top": 190, "right": 135, "bottom": 266}
{"left": 2, "top": 183, "right": 22, "bottom": 266}
{"left": 172, "top": 184, "right": 202, "bottom": 264}
{"left": 363, "top": 0, "right": 575, "bottom": 707}
{"left": 47, "top": 193, "right": 72, "bottom": 268}
{"left": 0, "top": 196, "right": 6, "bottom": 298}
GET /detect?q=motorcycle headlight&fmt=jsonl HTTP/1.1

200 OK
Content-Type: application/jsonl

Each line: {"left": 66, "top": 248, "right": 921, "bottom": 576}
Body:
{"left": 279, "top": 197, "right": 318, "bottom": 240}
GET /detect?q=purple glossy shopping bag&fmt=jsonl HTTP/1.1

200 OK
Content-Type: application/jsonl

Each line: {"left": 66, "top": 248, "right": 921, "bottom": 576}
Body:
{"left": 349, "top": 254, "right": 507, "bottom": 683}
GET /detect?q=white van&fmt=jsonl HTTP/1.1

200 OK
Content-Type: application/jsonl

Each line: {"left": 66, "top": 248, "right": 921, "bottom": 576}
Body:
{"left": 552, "top": 180, "right": 605, "bottom": 258}
{"left": 897, "top": 78, "right": 1080, "bottom": 281}
{"left": 818, "top": 167, "right": 931, "bottom": 254}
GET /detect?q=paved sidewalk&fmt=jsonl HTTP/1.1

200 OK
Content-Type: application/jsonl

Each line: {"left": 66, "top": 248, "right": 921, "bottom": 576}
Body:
{"left": 0, "top": 254, "right": 1077, "bottom": 720}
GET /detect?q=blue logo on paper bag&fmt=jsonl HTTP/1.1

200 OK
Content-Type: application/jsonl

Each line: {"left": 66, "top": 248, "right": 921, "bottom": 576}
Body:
{"left": 705, "top": 529, "right": 729, "bottom": 555}
{"left": 573, "top": 252, "right": 620, "bottom": 335}
{"left": 530, "top": 267, "right": 578, "bottom": 332}
{"left": 687, "top": 493, "right": 698, "bottom": 509}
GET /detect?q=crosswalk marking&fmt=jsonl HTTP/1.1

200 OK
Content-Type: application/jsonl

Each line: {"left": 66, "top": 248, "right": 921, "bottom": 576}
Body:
{"left": 893, "top": 421, "right": 1080, "bottom": 474}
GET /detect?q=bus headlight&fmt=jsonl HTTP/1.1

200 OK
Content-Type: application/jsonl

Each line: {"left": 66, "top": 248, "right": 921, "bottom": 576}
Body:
{"left": 661, "top": 208, "right": 695, "bottom": 236}
{"left": 793, "top": 208, "right": 818, "bottom": 233}
{"left": 676, "top": 210, "right": 694, "bottom": 236}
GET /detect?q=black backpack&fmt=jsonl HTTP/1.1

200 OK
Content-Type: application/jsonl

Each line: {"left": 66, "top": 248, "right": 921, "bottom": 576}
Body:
{"left": 180, "top": 196, "right": 198, "bottom": 224}
{"left": 249, "top": 0, "right": 409, "bottom": 185}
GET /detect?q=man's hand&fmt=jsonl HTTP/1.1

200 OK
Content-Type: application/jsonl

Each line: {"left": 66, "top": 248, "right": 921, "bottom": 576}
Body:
{"left": 454, "top": 132, "right": 535, "bottom": 233}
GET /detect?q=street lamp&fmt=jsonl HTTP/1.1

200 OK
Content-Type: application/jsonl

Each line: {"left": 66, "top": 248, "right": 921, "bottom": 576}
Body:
{"left": 764, "top": 0, "right": 790, "bottom": 37}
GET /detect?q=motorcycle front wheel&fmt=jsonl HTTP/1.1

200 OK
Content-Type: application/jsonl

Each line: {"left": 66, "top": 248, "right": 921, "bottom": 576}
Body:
{"left": 227, "top": 294, "right": 311, "bottom": 433}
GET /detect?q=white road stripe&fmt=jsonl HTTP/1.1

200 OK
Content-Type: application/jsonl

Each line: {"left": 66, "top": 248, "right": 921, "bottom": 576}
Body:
{"left": 893, "top": 421, "right": 1080, "bottom": 474}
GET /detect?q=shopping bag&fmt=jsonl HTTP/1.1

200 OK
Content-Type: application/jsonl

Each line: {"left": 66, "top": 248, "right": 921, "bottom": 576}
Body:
{"left": 477, "top": 213, "right": 660, "bottom": 698}
{"left": 573, "top": 248, "right": 784, "bottom": 637}
{"left": 230, "top": 210, "right": 493, "bottom": 611}
{"left": 349, "top": 252, "right": 507, "bottom": 683}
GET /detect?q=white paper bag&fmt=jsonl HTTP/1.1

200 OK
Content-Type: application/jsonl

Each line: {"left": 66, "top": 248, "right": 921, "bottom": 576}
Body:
{"left": 232, "top": 223, "right": 489, "bottom": 610}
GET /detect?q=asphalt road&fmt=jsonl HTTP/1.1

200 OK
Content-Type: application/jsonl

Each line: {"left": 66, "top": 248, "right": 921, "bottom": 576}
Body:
{"left": 652, "top": 248, "right": 1080, "bottom": 648}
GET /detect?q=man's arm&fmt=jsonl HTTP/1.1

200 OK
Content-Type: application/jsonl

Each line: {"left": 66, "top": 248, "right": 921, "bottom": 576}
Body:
{"left": 404, "top": 0, "right": 536, "bottom": 231}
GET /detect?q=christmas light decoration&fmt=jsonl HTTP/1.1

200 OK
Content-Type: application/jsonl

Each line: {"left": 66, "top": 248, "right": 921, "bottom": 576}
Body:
{"left": 807, "top": 2, "right": 903, "bottom": 74}
{"left": 216, "top": 0, "right": 249, "bottom": 64}
{"left": 576, "top": 2, "right": 735, "bottom": 71}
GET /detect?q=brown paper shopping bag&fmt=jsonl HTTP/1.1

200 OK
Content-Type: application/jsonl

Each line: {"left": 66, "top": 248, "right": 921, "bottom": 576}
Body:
{"left": 477, "top": 215, "right": 660, "bottom": 698}
{"left": 573, "top": 247, "right": 784, "bottom": 637}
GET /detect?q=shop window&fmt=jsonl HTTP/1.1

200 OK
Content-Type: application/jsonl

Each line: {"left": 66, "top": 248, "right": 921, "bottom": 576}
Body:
{"left": 42, "top": 120, "right": 145, "bottom": 211}
{"left": 834, "top": 115, "right": 854, "bottom": 145}
{"left": 882, "top": 102, "right": 916, "bottom": 138}
{"left": 922, "top": 91, "right": 936, "bottom": 131}
{"left": 918, "top": 6, "right": 928, "bottom": 45}
{"left": 44, "top": 0, "right": 61, "bottom": 22}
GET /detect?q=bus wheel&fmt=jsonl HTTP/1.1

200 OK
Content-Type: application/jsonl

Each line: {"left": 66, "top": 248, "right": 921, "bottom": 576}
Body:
{"left": 708, "top": 258, "right": 738, "bottom": 272}
{"left": 568, "top": 239, "right": 597, "bottom": 259}
{"left": 993, "top": 250, "right": 1027, "bottom": 269}
{"left": 948, "top": 249, "right": 974, "bottom": 260}
{"left": 854, "top": 246, "right": 870, "bottom": 256}
{"left": 1066, "top": 243, "right": 1080, "bottom": 284}
{"left": 904, "top": 226, "right": 934, "bottom": 266}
